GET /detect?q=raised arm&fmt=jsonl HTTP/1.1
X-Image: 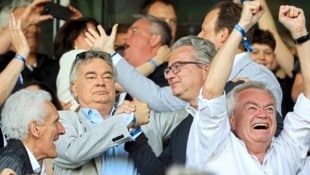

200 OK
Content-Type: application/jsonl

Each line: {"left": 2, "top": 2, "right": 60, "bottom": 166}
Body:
{"left": 186, "top": 0, "right": 264, "bottom": 170}
{"left": 279, "top": 5, "right": 310, "bottom": 98}
{"left": 258, "top": 0, "right": 294, "bottom": 77}
{"left": 203, "top": 1, "right": 264, "bottom": 99}
{"left": 86, "top": 24, "right": 186, "bottom": 111}
{"left": 0, "top": 0, "right": 52, "bottom": 54}
{"left": 0, "top": 14, "right": 29, "bottom": 105}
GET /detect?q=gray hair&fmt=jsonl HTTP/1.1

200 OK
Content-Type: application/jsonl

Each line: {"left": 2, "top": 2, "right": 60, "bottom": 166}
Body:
{"left": 0, "top": 0, "right": 32, "bottom": 29}
{"left": 1, "top": 89, "right": 52, "bottom": 140}
{"left": 133, "top": 14, "right": 172, "bottom": 45}
{"left": 226, "top": 81, "right": 277, "bottom": 116}
{"left": 69, "top": 50, "right": 117, "bottom": 86}
{"left": 171, "top": 35, "right": 216, "bottom": 64}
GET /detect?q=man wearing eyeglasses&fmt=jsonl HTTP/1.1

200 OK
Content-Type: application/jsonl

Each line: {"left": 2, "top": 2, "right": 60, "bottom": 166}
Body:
{"left": 100, "top": 1, "right": 283, "bottom": 126}
{"left": 86, "top": 1, "right": 278, "bottom": 174}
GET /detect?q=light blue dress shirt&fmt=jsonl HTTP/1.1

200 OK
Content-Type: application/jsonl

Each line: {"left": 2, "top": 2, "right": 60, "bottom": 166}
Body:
{"left": 81, "top": 108, "right": 139, "bottom": 175}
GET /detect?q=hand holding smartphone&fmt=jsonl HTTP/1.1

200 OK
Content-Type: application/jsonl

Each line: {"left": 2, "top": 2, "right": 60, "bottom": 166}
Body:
{"left": 42, "top": 2, "right": 70, "bottom": 20}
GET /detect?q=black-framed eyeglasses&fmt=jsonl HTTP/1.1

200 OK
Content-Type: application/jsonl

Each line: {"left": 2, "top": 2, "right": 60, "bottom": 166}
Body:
{"left": 164, "top": 61, "right": 208, "bottom": 78}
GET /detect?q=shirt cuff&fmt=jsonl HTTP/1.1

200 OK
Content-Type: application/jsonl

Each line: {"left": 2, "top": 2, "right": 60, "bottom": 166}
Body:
{"left": 197, "top": 88, "right": 227, "bottom": 117}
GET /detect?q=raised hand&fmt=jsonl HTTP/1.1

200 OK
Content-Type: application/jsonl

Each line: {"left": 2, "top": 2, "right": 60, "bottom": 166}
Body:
{"left": 153, "top": 45, "right": 171, "bottom": 65}
{"left": 68, "top": 4, "right": 83, "bottom": 20}
{"left": 278, "top": 5, "right": 306, "bottom": 38}
{"left": 132, "top": 99, "right": 150, "bottom": 127}
{"left": 238, "top": 0, "right": 264, "bottom": 31}
{"left": 115, "top": 100, "right": 136, "bottom": 114}
{"left": 19, "top": 0, "right": 53, "bottom": 30}
{"left": 85, "top": 24, "right": 118, "bottom": 54}
{"left": 9, "top": 14, "right": 29, "bottom": 58}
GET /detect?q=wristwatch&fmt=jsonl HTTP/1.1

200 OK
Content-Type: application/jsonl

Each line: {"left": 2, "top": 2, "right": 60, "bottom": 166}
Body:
{"left": 294, "top": 33, "right": 309, "bottom": 45}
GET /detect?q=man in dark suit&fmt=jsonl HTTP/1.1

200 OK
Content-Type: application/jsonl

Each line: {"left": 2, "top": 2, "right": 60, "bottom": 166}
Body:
{"left": 0, "top": 89, "right": 65, "bottom": 174}
{"left": 124, "top": 1, "right": 264, "bottom": 174}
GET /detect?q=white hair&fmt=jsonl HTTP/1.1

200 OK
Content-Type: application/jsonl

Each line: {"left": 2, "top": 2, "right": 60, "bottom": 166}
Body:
{"left": 0, "top": 0, "right": 32, "bottom": 29}
{"left": 1, "top": 89, "right": 51, "bottom": 140}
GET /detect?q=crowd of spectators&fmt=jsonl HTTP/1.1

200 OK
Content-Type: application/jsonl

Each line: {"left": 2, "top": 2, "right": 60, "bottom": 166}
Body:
{"left": 0, "top": 0, "right": 309, "bottom": 175}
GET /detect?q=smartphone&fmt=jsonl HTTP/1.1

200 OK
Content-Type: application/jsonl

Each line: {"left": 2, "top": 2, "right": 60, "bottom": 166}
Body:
{"left": 42, "top": 2, "right": 70, "bottom": 21}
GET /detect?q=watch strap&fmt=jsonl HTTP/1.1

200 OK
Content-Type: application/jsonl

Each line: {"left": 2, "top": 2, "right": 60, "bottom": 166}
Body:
{"left": 294, "top": 33, "right": 309, "bottom": 45}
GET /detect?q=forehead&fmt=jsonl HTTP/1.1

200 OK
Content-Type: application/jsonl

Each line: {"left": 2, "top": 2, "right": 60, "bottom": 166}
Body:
{"left": 131, "top": 18, "right": 151, "bottom": 30}
{"left": 44, "top": 102, "right": 58, "bottom": 122}
{"left": 78, "top": 58, "right": 112, "bottom": 72}
{"left": 252, "top": 43, "right": 274, "bottom": 51}
{"left": 202, "top": 9, "right": 219, "bottom": 28}
{"left": 236, "top": 88, "right": 275, "bottom": 105}
{"left": 169, "top": 46, "right": 195, "bottom": 64}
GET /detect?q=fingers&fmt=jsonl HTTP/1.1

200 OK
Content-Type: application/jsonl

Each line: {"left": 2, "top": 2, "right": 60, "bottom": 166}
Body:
{"left": 68, "top": 4, "right": 83, "bottom": 20}
{"left": 115, "top": 100, "right": 136, "bottom": 114}
{"left": 97, "top": 25, "right": 107, "bottom": 38}
{"left": 85, "top": 28, "right": 98, "bottom": 44}
{"left": 9, "top": 13, "right": 29, "bottom": 57}
{"left": 239, "top": 0, "right": 264, "bottom": 30}
{"left": 61, "top": 101, "right": 72, "bottom": 110}
{"left": 110, "top": 24, "right": 119, "bottom": 40}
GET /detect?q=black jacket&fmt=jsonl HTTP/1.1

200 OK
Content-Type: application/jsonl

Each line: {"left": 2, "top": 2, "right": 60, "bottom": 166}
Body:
{"left": 125, "top": 115, "right": 193, "bottom": 175}
{"left": 0, "top": 139, "right": 34, "bottom": 175}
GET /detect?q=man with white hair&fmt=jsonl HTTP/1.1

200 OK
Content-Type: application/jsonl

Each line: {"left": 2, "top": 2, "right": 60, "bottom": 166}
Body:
{"left": 0, "top": 89, "right": 65, "bottom": 174}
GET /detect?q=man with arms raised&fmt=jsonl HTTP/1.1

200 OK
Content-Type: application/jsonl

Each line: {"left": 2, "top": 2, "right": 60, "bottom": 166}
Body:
{"left": 186, "top": 4, "right": 310, "bottom": 175}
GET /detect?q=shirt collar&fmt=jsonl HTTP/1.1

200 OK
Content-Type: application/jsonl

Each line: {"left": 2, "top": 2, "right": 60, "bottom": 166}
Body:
{"left": 234, "top": 52, "right": 249, "bottom": 66}
{"left": 81, "top": 107, "right": 116, "bottom": 125}
{"left": 25, "top": 145, "right": 41, "bottom": 174}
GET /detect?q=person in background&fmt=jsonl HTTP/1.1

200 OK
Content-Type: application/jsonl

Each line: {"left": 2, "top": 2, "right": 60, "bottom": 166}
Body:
{"left": 54, "top": 17, "right": 99, "bottom": 111}
{"left": 0, "top": 0, "right": 52, "bottom": 54}
{"left": 140, "top": 0, "right": 177, "bottom": 42}
{"left": 251, "top": 28, "right": 295, "bottom": 116}
{"left": 23, "top": 81, "right": 63, "bottom": 110}
{"left": 186, "top": 3, "right": 310, "bottom": 175}
{"left": 122, "top": 14, "right": 172, "bottom": 87}
{"left": 0, "top": 0, "right": 59, "bottom": 93}
{"left": 0, "top": 13, "right": 30, "bottom": 148}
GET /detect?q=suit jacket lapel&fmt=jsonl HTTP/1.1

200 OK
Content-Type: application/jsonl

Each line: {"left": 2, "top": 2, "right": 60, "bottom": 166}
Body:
{"left": 77, "top": 110, "right": 103, "bottom": 173}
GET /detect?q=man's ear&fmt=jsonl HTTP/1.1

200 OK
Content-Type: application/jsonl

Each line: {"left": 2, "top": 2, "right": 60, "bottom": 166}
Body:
{"left": 219, "top": 28, "right": 230, "bottom": 43}
{"left": 229, "top": 115, "right": 236, "bottom": 131}
{"left": 150, "top": 34, "right": 162, "bottom": 48}
{"left": 71, "top": 82, "right": 78, "bottom": 98}
{"left": 29, "top": 121, "right": 40, "bottom": 138}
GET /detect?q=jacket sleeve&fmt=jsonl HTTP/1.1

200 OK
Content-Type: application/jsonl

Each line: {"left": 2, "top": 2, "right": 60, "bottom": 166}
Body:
{"left": 54, "top": 111, "right": 132, "bottom": 169}
{"left": 114, "top": 54, "right": 186, "bottom": 112}
{"left": 125, "top": 133, "right": 171, "bottom": 175}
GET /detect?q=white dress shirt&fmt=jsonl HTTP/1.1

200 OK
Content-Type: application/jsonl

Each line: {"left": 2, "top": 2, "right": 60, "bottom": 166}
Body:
{"left": 186, "top": 93, "right": 310, "bottom": 175}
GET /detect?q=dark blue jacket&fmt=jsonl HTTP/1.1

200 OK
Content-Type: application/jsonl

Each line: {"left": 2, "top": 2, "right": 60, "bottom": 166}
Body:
{"left": 0, "top": 139, "right": 34, "bottom": 175}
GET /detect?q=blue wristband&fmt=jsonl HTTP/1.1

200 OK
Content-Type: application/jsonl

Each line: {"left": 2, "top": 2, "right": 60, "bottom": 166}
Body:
{"left": 14, "top": 54, "right": 26, "bottom": 85}
{"left": 149, "top": 59, "right": 158, "bottom": 68}
{"left": 234, "top": 24, "right": 253, "bottom": 52}
{"left": 14, "top": 54, "right": 26, "bottom": 64}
